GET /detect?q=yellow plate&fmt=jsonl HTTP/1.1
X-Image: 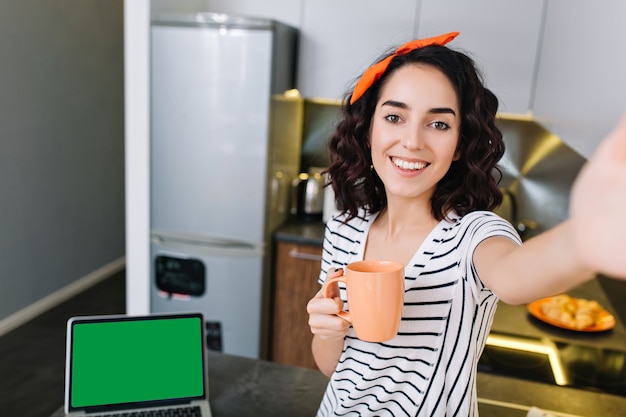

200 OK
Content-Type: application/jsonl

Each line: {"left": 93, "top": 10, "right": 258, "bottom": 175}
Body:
{"left": 527, "top": 297, "right": 616, "bottom": 332}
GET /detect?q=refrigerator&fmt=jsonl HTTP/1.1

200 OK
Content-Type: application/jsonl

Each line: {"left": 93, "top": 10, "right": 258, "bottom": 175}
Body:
{"left": 149, "top": 12, "right": 301, "bottom": 359}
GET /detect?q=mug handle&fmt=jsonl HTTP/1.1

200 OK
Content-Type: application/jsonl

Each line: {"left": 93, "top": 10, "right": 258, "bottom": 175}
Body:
{"left": 323, "top": 276, "right": 351, "bottom": 323}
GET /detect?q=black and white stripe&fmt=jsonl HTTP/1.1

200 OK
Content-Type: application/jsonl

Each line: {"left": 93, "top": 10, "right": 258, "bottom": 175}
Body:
{"left": 316, "top": 210, "right": 521, "bottom": 417}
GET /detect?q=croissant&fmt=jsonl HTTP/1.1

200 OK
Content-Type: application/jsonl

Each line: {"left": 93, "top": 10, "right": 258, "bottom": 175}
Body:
{"left": 574, "top": 299, "right": 601, "bottom": 329}
{"left": 540, "top": 294, "right": 602, "bottom": 330}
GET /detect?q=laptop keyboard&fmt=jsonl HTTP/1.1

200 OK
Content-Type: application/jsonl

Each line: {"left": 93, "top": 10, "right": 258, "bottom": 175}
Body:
{"left": 93, "top": 405, "right": 203, "bottom": 417}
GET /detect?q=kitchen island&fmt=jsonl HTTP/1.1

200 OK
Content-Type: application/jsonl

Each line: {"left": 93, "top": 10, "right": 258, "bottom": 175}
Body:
{"left": 51, "top": 350, "right": 626, "bottom": 416}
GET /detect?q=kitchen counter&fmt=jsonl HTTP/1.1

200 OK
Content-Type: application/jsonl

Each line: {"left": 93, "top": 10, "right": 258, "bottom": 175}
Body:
{"left": 491, "top": 277, "right": 626, "bottom": 352}
{"left": 486, "top": 277, "right": 626, "bottom": 396}
{"left": 274, "top": 219, "right": 325, "bottom": 246}
{"left": 51, "top": 350, "right": 626, "bottom": 416}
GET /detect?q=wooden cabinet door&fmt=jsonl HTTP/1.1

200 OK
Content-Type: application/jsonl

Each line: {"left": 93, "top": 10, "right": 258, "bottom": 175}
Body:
{"left": 271, "top": 241, "right": 323, "bottom": 369}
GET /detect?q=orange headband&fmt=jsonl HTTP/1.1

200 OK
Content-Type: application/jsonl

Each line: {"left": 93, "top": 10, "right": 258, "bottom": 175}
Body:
{"left": 350, "top": 32, "right": 460, "bottom": 105}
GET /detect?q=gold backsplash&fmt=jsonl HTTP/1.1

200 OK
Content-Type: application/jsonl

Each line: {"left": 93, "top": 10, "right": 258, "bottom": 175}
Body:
{"left": 495, "top": 117, "right": 586, "bottom": 240}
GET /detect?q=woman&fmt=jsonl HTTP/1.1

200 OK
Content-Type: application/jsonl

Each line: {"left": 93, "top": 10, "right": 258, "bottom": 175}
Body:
{"left": 307, "top": 32, "right": 626, "bottom": 416}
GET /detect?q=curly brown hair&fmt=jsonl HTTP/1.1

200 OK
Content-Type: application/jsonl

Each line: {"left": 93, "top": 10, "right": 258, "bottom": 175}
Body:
{"left": 326, "top": 44, "right": 504, "bottom": 222}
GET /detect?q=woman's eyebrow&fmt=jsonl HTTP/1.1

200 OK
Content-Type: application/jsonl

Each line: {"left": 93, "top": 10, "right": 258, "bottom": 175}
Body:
{"left": 381, "top": 100, "right": 409, "bottom": 109}
{"left": 381, "top": 100, "right": 457, "bottom": 117}
{"left": 430, "top": 107, "right": 457, "bottom": 116}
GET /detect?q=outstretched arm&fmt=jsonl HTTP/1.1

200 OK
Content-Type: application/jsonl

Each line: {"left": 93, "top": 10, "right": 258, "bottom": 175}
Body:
{"left": 475, "top": 113, "right": 626, "bottom": 304}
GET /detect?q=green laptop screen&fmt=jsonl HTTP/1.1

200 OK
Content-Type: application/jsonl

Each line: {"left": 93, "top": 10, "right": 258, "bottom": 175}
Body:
{"left": 70, "top": 316, "right": 205, "bottom": 408}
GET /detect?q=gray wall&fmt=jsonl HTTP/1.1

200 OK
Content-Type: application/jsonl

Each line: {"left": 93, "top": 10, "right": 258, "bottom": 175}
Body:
{"left": 0, "top": 0, "right": 125, "bottom": 321}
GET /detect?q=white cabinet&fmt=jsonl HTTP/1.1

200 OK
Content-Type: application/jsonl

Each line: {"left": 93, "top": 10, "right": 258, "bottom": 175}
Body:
{"left": 416, "top": 0, "right": 545, "bottom": 115}
{"left": 532, "top": 0, "right": 626, "bottom": 158}
{"left": 297, "top": 0, "right": 418, "bottom": 99}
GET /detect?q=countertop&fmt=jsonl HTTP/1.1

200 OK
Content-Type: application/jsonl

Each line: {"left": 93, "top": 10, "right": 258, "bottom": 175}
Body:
{"left": 51, "top": 350, "right": 626, "bottom": 416}
{"left": 274, "top": 219, "right": 326, "bottom": 246}
{"left": 491, "top": 277, "right": 626, "bottom": 352}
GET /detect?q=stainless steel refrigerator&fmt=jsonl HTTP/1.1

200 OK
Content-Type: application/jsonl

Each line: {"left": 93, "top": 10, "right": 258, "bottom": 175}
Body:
{"left": 149, "top": 13, "right": 301, "bottom": 359}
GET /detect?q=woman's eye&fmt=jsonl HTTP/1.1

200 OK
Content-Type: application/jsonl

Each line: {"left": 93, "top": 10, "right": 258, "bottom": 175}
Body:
{"left": 430, "top": 121, "right": 450, "bottom": 130}
{"left": 385, "top": 114, "right": 402, "bottom": 123}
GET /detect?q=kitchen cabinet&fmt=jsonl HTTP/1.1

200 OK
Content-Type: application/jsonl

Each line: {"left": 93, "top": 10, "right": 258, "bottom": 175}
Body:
{"left": 297, "top": 0, "right": 545, "bottom": 112}
{"left": 297, "top": 0, "right": 418, "bottom": 99}
{"left": 416, "top": 0, "right": 545, "bottom": 115}
{"left": 531, "top": 0, "right": 626, "bottom": 158}
{"left": 271, "top": 240, "right": 323, "bottom": 369}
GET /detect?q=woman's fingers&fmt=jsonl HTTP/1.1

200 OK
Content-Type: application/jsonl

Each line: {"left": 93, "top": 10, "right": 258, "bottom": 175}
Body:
{"left": 307, "top": 286, "right": 342, "bottom": 315}
{"left": 309, "top": 311, "right": 351, "bottom": 339}
{"left": 307, "top": 267, "right": 349, "bottom": 339}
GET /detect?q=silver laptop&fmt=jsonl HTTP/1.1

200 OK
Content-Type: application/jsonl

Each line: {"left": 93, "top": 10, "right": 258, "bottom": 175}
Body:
{"left": 64, "top": 312, "right": 212, "bottom": 416}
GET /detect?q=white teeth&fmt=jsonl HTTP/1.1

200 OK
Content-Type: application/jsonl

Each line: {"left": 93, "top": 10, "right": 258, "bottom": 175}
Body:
{"left": 392, "top": 157, "right": 427, "bottom": 170}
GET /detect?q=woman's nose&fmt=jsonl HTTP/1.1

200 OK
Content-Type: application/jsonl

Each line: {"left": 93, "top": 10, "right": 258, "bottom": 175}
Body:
{"left": 401, "top": 127, "right": 424, "bottom": 150}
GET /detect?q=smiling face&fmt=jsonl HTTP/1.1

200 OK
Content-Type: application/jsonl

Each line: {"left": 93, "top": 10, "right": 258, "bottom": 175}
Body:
{"left": 370, "top": 63, "right": 461, "bottom": 206}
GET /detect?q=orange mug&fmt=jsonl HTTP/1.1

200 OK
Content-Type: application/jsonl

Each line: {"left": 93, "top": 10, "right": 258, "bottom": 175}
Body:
{"left": 324, "top": 260, "right": 404, "bottom": 342}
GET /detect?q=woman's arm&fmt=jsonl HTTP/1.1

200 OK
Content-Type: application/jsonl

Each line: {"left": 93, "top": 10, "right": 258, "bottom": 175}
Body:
{"left": 474, "top": 221, "right": 592, "bottom": 305}
{"left": 476, "top": 113, "right": 626, "bottom": 304}
{"left": 311, "top": 333, "right": 346, "bottom": 377}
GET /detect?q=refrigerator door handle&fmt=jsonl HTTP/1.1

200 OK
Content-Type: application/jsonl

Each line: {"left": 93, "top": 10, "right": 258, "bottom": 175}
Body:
{"left": 151, "top": 231, "right": 264, "bottom": 257}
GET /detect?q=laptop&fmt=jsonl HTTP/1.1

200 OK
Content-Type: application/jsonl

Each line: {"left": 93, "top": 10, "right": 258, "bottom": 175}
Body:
{"left": 64, "top": 312, "right": 212, "bottom": 416}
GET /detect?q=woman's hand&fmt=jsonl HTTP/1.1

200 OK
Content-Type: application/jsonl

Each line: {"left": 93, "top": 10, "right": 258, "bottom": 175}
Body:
{"left": 571, "top": 112, "right": 626, "bottom": 279}
{"left": 307, "top": 268, "right": 350, "bottom": 341}
{"left": 307, "top": 267, "right": 351, "bottom": 376}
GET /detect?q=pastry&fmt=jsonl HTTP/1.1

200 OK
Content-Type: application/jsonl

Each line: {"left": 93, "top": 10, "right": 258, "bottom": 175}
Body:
{"left": 540, "top": 294, "right": 602, "bottom": 330}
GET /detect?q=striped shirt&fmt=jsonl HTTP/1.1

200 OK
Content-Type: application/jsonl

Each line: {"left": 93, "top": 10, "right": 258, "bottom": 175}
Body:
{"left": 316, "top": 209, "right": 521, "bottom": 417}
